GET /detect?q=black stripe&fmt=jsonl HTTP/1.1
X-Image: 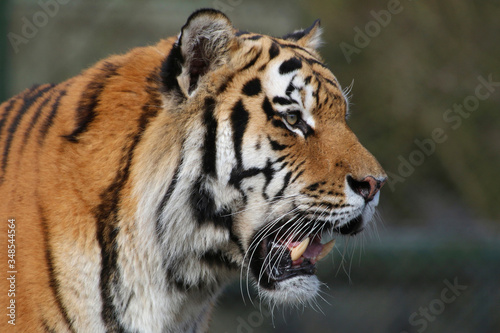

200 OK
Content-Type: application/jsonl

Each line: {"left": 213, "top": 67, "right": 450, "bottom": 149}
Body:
{"left": 229, "top": 167, "right": 262, "bottom": 188}
{"left": 282, "top": 29, "right": 307, "bottom": 41}
{"left": 245, "top": 34, "right": 263, "bottom": 41}
{"left": 202, "top": 97, "right": 217, "bottom": 176}
{"left": 166, "top": 266, "right": 193, "bottom": 291}
{"left": 96, "top": 73, "right": 161, "bottom": 331}
{"left": 123, "top": 292, "right": 134, "bottom": 317}
{"left": 0, "top": 98, "right": 19, "bottom": 138}
{"left": 268, "top": 137, "right": 288, "bottom": 151}
{"left": 42, "top": 319, "right": 57, "bottom": 333}
{"left": 291, "top": 159, "right": 305, "bottom": 170}
{"left": 274, "top": 171, "right": 292, "bottom": 200}
{"left": 248, "top": 35, "right": 262, "bottom": 40}
{"left": 275, "top": 154, "right": 289, "bottom": 164}
{"left": 217, "top": 73, "right": 234, "bottom": 94}
{"left": 282, "top": 20, "right": 319, "bottom": 42}
{"left": 313, "top": 70, "right": 337, "bottom": 88}
{"left": 240, "top": 50, "right": 262, "bottom": 71}
{"left": 271, "top": 118, "right": 288, "bottom": 130}
{"left": 262, "top": 97, "right": 276, "bottom": 121}
{"left": 38, "top": 88, "right": 67, "bottom": 146}
{"left": 160, "top": 43, "right": 185, "bottom": 97}
{"left": 261, "top": 159, "right": 276, "bottom": 200}
{"left": 277, "top": 50, "right": 336, "bottom": 90}
{"left": 279, "top": 57, "right": 302, "bottom": 75}
{"left": 201, "top": 249, "right": 239, "bottom": 270}
{"left": 272, "top": 96, "right": 293, "bottom": 105}
{"left": 235, "top": 30, "right": 249, "bottom": 37}
{"left": 230, "top": 99, "right": 249, "bottom": 168}
{"left": 229, "top": 159, "right": 275, "bottom": 201}
{"left": 230, "top": 231, "right": 246, "bottom": 256}
{"left": 191, "top": 177, "right": 233, "bottom": 229}
{"left": 2, "top": 84, "right": 53, "bottom": 141}
{"left": 285, "top": 79, "right": 296, "bottom": 96}
{"left": 315, "top": 80, "right": 321, "bottom": 106}
{"left": 323, "top": 96, "right": 329, "bottom": 108}
{"left": 306, "top": 182, "right": 320, "bottom": 191}
{"left": 156, "top": 155, "right": 183, "bottom": 237}
{"left": 0, "top": 84, "right": 54, "bottom": 183}
{"left": 291, "top": 169, "right": 305, "bottom": 183}
{"left": 276, "top": 41, "right": 316, "bottom": 57}
{"left": 165, "top": 264, "right": 219, "bottom": 294}
{"left": 21, "top": 90, "right": 54, "bottom": 149}
{"left": 64, "top": 62, "right": 120, "bottom": 143}
{"left": 40, "top": 206, "right": 75, "bottom": 332}
{"left": 258, "top": 63, "right": 268, "bottom": 72}
{"left": 304, "top": 56, "right": 329, "bottom": 70}
{"left": 262, "top": 98, "right": 292, "bottom": 129}
{"left": 242, "top": 78, "right": 261, "bottom": 96}
{"left": 269, "top": 42, "right": 280, "bottom": 59}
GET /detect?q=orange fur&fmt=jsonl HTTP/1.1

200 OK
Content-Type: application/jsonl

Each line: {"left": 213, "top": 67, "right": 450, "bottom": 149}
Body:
{"left": 0, "top": 37, "right": 178, "bottom": 331}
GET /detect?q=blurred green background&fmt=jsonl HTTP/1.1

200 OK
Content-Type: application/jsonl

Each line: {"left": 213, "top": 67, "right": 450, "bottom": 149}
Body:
{"left": 1, "top": 0, "right": 498, "bottom": 332}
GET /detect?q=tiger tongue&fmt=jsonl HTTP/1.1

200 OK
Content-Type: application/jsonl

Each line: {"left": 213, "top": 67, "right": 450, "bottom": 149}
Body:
{"left": 302, "top": 240, "right": 323, "bottom": 258}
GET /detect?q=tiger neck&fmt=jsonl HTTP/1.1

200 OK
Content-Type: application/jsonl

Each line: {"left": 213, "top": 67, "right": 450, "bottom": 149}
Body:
{"left": 89, "top": 89, "right": 244, "bottom": 330}
{"left": 113, "top": 209, "right": 236, "bottom": 331}
{"left": 114, "top": 117, "right": 242, "bottom": 331}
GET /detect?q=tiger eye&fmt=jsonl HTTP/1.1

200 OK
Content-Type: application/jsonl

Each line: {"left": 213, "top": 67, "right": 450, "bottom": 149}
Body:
{"left": 286, "top": 113, "right": 299, "bottom": 126}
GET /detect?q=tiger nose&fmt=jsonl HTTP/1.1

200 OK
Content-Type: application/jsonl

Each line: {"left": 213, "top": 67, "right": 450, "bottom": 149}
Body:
{"left": 347, "top": 175, "right": 386, "bottom": 202}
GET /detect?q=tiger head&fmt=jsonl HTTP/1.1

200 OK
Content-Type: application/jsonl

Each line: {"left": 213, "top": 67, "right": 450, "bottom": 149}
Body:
{"left": 154, "top": 9, "right": 387, "bottom": 306}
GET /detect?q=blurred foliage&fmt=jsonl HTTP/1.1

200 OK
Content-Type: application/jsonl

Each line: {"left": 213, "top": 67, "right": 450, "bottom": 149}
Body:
{"left": 0, "top": 1, "right": 8, "bottom": 102}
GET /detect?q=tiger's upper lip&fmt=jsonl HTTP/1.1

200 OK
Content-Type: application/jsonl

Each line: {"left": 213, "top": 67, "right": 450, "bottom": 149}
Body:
{"left": 335, "top": 215, "right": 364, "bottom": 235}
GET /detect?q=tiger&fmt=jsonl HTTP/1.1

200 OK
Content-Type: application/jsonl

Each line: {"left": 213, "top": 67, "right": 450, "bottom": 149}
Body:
{"left": 0, "top": 8, "right": 386, "bottom": 332}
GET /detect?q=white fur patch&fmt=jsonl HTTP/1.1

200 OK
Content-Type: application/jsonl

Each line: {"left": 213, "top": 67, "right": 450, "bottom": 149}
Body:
{"left": 264, "top": 61, "right": 316, "bottom": 136}
{"left": 259, "top": 275, "right": 321, "bottom": 305}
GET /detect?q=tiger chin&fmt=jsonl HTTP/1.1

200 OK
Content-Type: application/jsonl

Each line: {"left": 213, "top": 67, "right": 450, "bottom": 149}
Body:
{"left": 0, "top": 8, "right": 386, "bottom": 333}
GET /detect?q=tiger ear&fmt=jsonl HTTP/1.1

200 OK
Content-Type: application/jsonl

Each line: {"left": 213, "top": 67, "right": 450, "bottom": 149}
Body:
{"left": 282, "top": 19, "right": 323, "bottom": 50}
{"left": 177, "top": 9, "right": 234, "bottom": 96}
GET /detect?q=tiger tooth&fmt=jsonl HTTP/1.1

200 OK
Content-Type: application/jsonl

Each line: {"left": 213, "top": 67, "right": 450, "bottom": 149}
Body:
{"left": 316, "top": 239, "right": 336, "bottom": 261}
{"left": 290, "top": 237, "right": 310, "bottom": 261}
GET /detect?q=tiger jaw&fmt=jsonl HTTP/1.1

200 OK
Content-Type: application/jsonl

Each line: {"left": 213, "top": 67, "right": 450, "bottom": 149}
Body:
{"left": 245, "top": 190, "right": 381, "bottom": 302}
{"left": 246, "top": 219, "right": 338, "bottom": 295}
{"left": 264, "top": 235, "right": 336, "bottom": 279}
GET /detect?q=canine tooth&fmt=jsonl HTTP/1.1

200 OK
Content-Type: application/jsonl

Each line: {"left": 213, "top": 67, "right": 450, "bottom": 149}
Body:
{"left": 290, "top": 237, "right": 310, "bottom": 261}
{"left": 316, "top": 239, "right": 336, "bottom": 261}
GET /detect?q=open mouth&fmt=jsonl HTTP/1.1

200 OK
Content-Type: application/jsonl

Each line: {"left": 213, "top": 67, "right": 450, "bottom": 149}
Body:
{"left": 249, "top": 215, "right": 364, "bottom": 289}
